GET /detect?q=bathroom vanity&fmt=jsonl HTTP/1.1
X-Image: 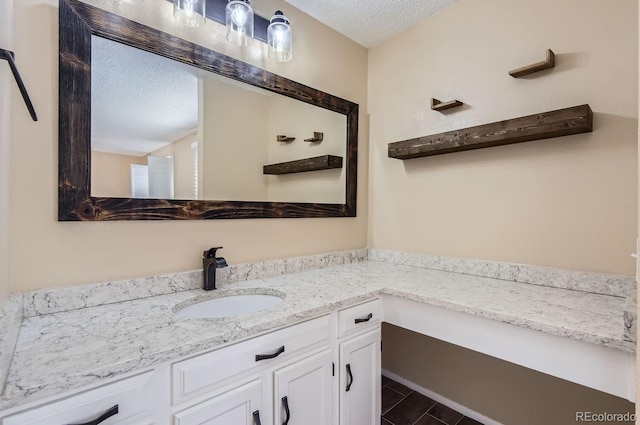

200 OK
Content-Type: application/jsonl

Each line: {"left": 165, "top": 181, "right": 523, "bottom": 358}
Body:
{"left": 0, "top": 250, "right": 634, "bottom": 424}
{"left": 2, "top": 301, "right": 381, "bottom": 425}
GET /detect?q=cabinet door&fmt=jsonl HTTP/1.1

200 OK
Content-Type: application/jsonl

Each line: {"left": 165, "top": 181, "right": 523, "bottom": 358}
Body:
{"left": 339, "top": 328, "right": 381, "bottom": 425}
{"left": 273, "top": 349, "right": 333, "bottom": 425}
{"left": 173, "top": 379, "right": 264, "bottom": 425}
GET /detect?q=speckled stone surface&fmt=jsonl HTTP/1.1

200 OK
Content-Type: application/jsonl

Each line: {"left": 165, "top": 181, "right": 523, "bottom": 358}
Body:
{"left": 368, "top": 249, "right": 635, "bottom": 297}
{"left": 0, "top": 260, "right": 633, "bottom": 411}
{"left": 0, "top": 295, "right": 22, "bottom": 395}
{"left": 22, "top": 249, "right": 368, "bottom": 317}
{"left": 624, "top": 285, "right": 637, "bottom": 343}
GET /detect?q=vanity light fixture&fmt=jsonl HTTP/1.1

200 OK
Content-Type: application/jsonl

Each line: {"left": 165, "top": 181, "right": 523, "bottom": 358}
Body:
{"left": 267, "top": 10, "right": 292, "bottom": 62}
{"left": 169, "top": 0, "right": 292, "bottom": 61}
{"left": 173, "top": 0, "right": 206, "bottom": 27}
{"left": 226, "top": 0, "right": 254, "bottom": 46}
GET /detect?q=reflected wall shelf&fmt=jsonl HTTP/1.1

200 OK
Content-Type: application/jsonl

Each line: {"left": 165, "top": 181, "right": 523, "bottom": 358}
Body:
{"left": 388, "top": 104, "right": 592, "bottom": 160}
{"left": 277, "top": 135, "right": 296, "bottom": 142}
{"left": 430, "top": 98, "right": 463, "bottom": 112}
{"left": 263, "top": 155, "right": 343, "bottom": 175}
{"left": 509, "top": 49, "right": 555, "bottom": 78}
{"left": 304, "top": 132, "right": 324, "bottom": 143}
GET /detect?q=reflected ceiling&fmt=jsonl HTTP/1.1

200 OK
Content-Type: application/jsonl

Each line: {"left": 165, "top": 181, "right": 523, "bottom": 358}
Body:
{"left": 91, "top": 36, "right": 199, "bottom": 156}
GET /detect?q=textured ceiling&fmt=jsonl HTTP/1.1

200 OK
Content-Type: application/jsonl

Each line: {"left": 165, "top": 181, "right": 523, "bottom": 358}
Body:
{"left": 284, "top": 0, "right": 460, "bottom": 48}
{"left": 91, "top": 36, "right": 200, "bottom": 156}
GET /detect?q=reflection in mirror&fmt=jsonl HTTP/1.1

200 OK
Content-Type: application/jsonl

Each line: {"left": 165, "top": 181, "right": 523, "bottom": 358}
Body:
{"left": 58, "top": 0, "right": 357, "bottom": 220}
{"left": 90, "top": 36, "right": 346, "bottom": 204}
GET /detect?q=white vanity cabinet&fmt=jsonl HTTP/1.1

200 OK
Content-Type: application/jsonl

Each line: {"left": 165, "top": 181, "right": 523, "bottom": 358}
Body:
{"left": 172, "top": 348, "right": 334, "bottom": 425}
{"left": 337, "top": 299, "right": 382, "bottom": 425}
{"left": 170, "top": 315, "right": 335, "bottom": 425}
{"left": 173, "top": 379, "right": 264, "bottom": 425}
{"left": 2, "top": 371, "right": 157, "bottom": 425}
{"left": 339, "top": 329, "right": 381, "bottom": 425}
{"left": 273, "top": 348, "right": 334, "bottom": 425}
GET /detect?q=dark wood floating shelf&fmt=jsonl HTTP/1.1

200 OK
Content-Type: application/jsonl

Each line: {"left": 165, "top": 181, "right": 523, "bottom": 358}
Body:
{"left": 277, "top": 135, "right": 295, "bottom": 142}
{"left": 388, "top": 104, "right": 592, "bottom": 160}
{"left": 431, "top": 98, "right": 463, "bottom": 111}
{"left": 304, "top": 132, "right": 324, "bottom": 143}
{"left": 509, "top": 49, "right": 555, "bottom": 78}
{"left": 263, "top": 155, "right": 343, "bottom": 175}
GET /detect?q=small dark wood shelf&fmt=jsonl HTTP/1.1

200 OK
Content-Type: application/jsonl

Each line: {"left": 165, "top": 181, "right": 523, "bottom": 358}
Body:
{"left": 304, "top": 132, "right": 324, "bottom": 143}
{"left": 388, "top": 104, "right": 592, "bottom": 160}
{"left": 277, "top": 135, "right": 295, "bottom": 142}
{"left": 431, "top": 98, "right": 463, "bottom": 111}
{"left": 263, "top": 155, "right": 343, "bottom": 175}
{"left": 509, "top": 49, "right": 555, "bottom": 78}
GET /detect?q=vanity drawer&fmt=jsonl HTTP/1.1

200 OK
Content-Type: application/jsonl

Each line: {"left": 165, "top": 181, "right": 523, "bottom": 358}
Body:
{"left": 3, "top": 372, "right": 155, "bottom": 425}
{"left": 338, "top": 298, "right": 381, "bottom": 338}
{"left": 172, "top": 315, "right": 330, "bottom": 405}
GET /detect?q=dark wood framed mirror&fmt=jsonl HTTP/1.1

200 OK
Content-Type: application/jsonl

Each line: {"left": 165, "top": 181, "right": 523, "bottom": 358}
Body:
{"left": 58, "top": 0, "right": 358, "bottom": 221}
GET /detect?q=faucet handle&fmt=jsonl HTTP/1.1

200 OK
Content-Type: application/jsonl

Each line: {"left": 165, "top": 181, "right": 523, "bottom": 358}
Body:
{"left": 204, "top": 246, "right": 223, "bottom": 259}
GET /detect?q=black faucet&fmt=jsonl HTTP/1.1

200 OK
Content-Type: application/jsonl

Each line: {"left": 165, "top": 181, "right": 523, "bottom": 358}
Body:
{"left": 203, "top": 247, "right": 228, "bottom": 290}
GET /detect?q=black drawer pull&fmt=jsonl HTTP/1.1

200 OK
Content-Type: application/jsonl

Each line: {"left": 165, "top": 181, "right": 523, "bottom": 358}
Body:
{"left": 354, "top": 313, "right": 373, "bottom": 324}
{"left": 67, "top": 405, "right": 118, "bottom": 425}
{"left": 255, "top": 345, "right": 285, "bottom": 361}
{"left": 253, "top": 410, "right": 262, "bottom": 425}
{"left": 346, "top": 363, "right": 354, "bottom": 391}
{"left": 282, "top": 396, "right": 290, "bottom": 425}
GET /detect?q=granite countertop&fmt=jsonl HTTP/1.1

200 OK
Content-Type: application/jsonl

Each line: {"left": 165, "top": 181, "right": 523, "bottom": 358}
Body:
{"left": 0, "top": 256, "right": 634, "bottom": 411}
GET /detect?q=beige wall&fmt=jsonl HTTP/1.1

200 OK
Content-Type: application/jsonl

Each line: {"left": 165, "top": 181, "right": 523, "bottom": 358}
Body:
{"left": 91, "top": 151, "right": 146, "bottom": 198}
{"left": 0, "top": 0, "right": 12, "bottom": 306}
{"left": 201, "top": 78, "right": 269, "bottom": 201}
{"left": 368, "top": 0, "right": 638, "bottom": 276}
{"left": 9, "top": 0, "right": 368, "bottom": 291}
{"left": 383, "top": 324, "right": 635, "bottom": 425}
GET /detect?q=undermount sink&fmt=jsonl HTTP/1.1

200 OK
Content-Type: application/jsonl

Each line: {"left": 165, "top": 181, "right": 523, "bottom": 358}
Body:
{"left": 175, "top": 292, "right": 284, "bottom": 319}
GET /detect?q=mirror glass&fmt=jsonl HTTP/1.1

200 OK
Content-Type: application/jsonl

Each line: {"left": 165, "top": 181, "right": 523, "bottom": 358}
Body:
{"left": 90, "top": 36, "right": 346, "bottom": 204}
{"left": 58, "top": 0, "right": 357, "bottom": 220}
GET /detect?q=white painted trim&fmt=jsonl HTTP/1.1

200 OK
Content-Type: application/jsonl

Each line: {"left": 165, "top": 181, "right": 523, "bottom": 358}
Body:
{"left": 382, "top": 369, "right": 503, "bottom": 425}
{"left": 383, "top": 295, "right": 636, "bottom": 402}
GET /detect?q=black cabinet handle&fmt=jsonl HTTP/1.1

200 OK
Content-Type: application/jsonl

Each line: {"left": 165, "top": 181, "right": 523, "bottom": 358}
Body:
{"left": 346, "top": 363, "right": 354, "bottom": 391}
{"left": 355, "top": 313, "right": 373, "bottom": 324}
{"left": 255, "top": 345, "right": 285, "bottom": 361}
{"left": 253, "top": 410, "right": 262, "bottom": 425}
{"left": 282, "top": 396, "right": 290, "bottom": 425}
{"left": 67, "top": 405, "right": 118, "bottom": 425}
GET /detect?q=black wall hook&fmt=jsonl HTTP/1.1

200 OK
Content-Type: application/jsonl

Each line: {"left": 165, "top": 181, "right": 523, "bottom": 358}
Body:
{"left": 1, "top": 48, "right": 38, "bottom": 121}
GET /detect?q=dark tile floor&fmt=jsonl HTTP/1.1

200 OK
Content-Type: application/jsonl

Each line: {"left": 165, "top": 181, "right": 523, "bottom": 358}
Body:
{"left": 381, "top": 375, "right": 484, "bottom": 425}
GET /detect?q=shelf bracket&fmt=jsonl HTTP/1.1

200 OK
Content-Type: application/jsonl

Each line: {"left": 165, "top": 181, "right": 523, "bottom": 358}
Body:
{"left": 1, "top": 49, "right": 38, "bottom": 121}
{"left": 430, "top": 98, "right": 463, "bottom": 112}
{"left": 304, "top": 132, "right": 324, "bottom": 143}
{"left": 276, "top": 135, "right": 296, "bottom": 142}
{"left": 509, "top": 49, "right": 555, "bottom": 78}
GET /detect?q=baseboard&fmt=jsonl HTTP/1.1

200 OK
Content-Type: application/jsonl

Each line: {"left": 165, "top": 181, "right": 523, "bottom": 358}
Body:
{"left": 382, "top": 369, "right": 504, "bottom": 425}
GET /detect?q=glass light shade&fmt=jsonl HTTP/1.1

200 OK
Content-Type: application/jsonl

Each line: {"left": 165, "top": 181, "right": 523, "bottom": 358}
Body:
{"left": 267, "top": 11, "right": 292, "bottom": 62}
{"left": 226, "top": 0, "right": 254, "bottom": 46}
{"left": 173, "top": 0, "right": 206, "bottom": 27}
